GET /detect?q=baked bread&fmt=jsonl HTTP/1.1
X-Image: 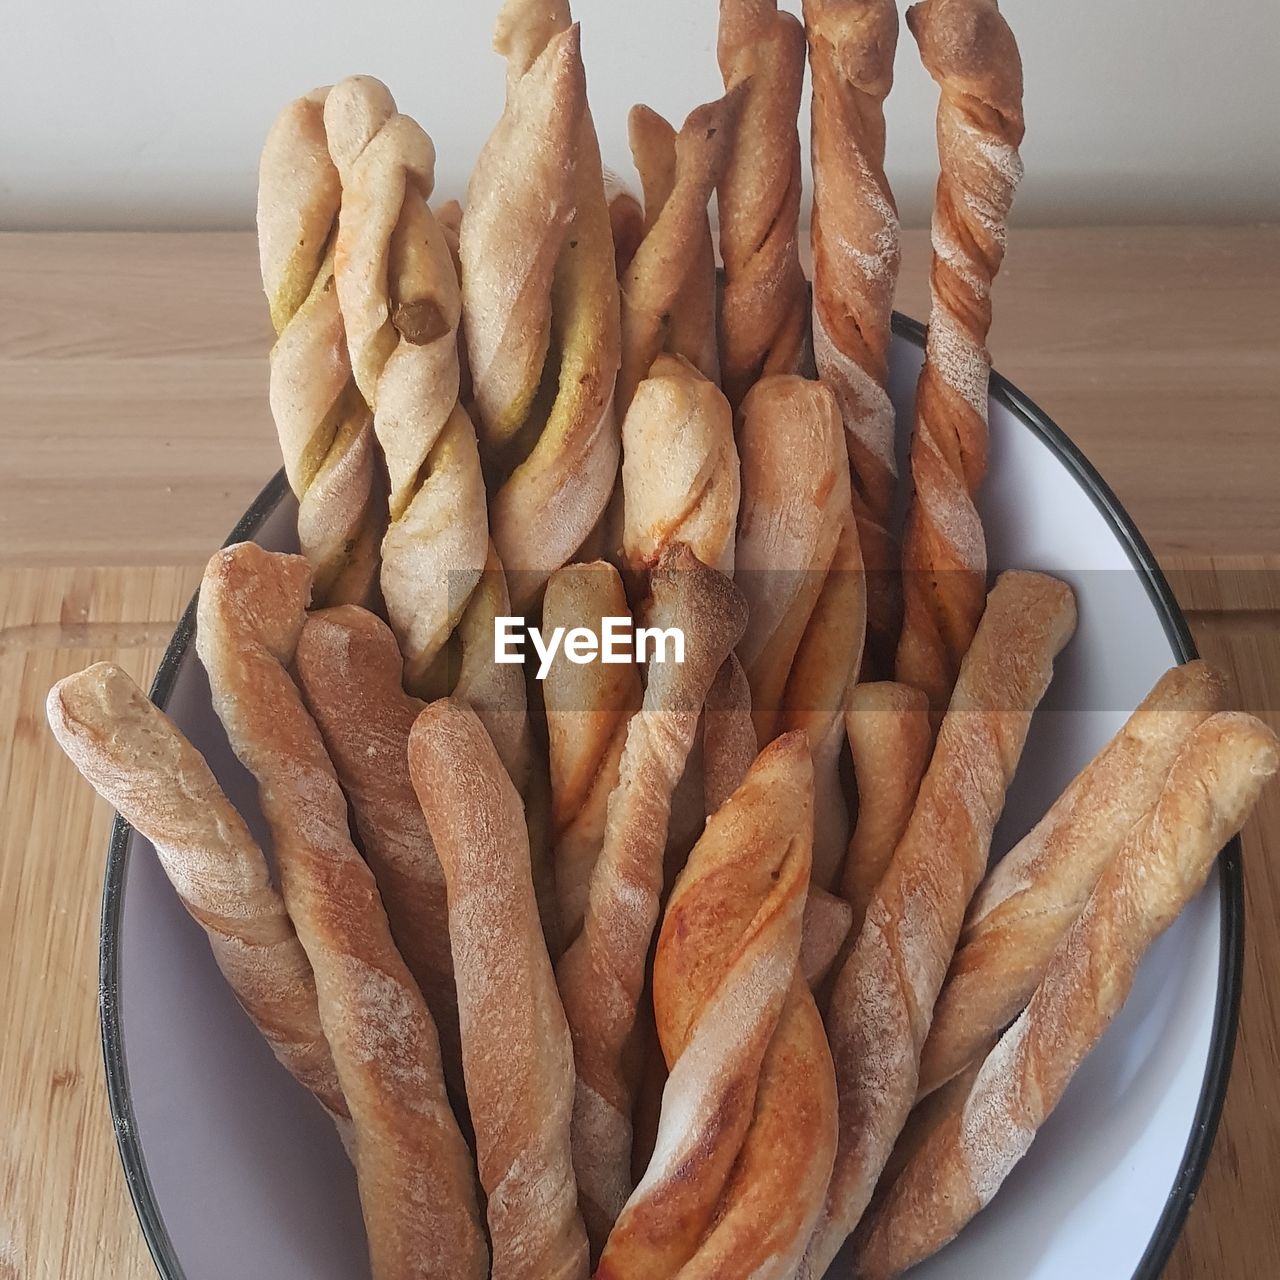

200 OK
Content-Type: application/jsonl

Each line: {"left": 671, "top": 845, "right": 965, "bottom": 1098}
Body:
{"left": 803, "top": 570, "right": 1075, "bottom": 1275}
{"left": 717, "top": 0, "right": 809, "bottom": 406}
{"left": 605, "top": 173, "right": 645, "bottom": 275}
{"left": 462, "top": 0, "right": 622, "bottom": 609}
{"left": 855, "top": 712, "right": 1280, "bottom": 1279}
{"left": 703, "top": 654, "right": 757, "bottom": 815}
{"left": 802, "top": 885, "right": 855, "bottom": 987}
{"left": 196, "top": 543, "right": 487, "bottom": 1280}
{"left": 409, "top": 700, "right": 589, "bottom": 1280}
{"left": 597, "top": 732, "right": 811, "bottom": 1276}
{"left": 556, "top": 544, "right": 748, "bottom": 1252}
{"left": 47, "top": 662, "right": 345, "bottom": 1123}
{"left": 895, "top": 0, "right": 1025, "bottom": 716}
{"left": 257, "top": 87, "right": 381, "bottom": 605}
{"left": 919, "top": 659, "right": 1226, "bottom": 1096}
{"left": 805, "top": 0, "right": 903, "bottom": 672}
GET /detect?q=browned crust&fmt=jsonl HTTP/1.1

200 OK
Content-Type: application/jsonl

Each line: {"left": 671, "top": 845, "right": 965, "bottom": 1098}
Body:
{"left": 801, "top": 885, "right": 855, "bottom": 987}
{"left": 47, "top": 662, "right": 345, "bottom": 1121}
{"left": 409, "top": 700, "right": 588, "bottom": 1280}
{"left": 196, "top": 543, "right": 487, "bottom": 1280}
{"left": 895, "top": 0, "right": 1026, "bottom": 716}
{"left": 703, "top": 654, "right": 757, "bottom": 815}
{"left": 855, "top": 712, "right": 1279, "bottom": 1279}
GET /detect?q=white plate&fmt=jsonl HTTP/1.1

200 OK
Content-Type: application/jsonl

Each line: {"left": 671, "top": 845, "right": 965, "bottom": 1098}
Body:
{"left": 99, "top": 317, "right": 1242, "bottom": 1280}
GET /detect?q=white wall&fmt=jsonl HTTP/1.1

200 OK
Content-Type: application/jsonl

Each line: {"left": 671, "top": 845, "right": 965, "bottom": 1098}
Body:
{"left": 3, "top": 0, "right": 1277, "bottom": 230}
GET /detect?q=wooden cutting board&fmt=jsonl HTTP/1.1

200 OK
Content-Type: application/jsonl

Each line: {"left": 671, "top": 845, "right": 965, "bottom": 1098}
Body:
{"left": 1, "top": 229, "right": 1277, "bottom": 1278}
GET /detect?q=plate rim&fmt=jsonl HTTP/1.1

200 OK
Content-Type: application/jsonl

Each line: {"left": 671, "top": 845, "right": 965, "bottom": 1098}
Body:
{"left": 97, "top": 314, "right": 1244, "bottom": 1280}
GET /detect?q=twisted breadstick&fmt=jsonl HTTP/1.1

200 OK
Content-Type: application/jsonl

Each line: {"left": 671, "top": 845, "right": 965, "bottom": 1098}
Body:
{"left": 803, "top": 571, "right": 1075, "bottom": 1275}
{"left": 703, "top": 654, "right": 756, "bottom": 815}
{"left": 735, "top": 374, "right": 865, "bottom": 888}
{"left": 841, "top": 681, "right": 933, "bottom": 937}
{"left": 717, "top": 0, "right": 809, "bottom": 407}
{"left": 622, "top": 354, "right": 741, "bottom": 578}
{"left": 257, "top": 88, "right": 380, "bottom": 606}
{"left": 197, "top": 544, "right": 486, "bottom": 1280}
{"left": 556, "top": 545, "right": 748, "bottom": 1252}
{"left": 463, "top": 0, "right": 622, "bottom": 609}
{"left": 47, "top": 662, "right": 345, "bottom": 1122}
{"left": 409, "top": 701, "right": 589, "bottom": 1280}
{"left": 322, "top": 77, "right": 489, "bottom": 696}
{"left": 598, "top": 733, "right": 812, "bottom": 1277}
{"left": 805, "top": 0, "right": 903, "bottom": 672}
{"left": 617, "top": 89, "right": 744, "bottom": 414}
{"left": 542, "top": 561, "right": 643, "bottom": 945}
{"left": 919, "top": 659, "right": 1226, "bottom": 1097}
{"left": 856, "top": 712, "right": 1280, "bottom": 1279}
{"left": 896, "top": 0, "right": 1025, "bottom": 715}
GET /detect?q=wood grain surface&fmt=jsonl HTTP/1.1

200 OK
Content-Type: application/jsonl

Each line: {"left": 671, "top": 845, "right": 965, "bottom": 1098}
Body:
{"left": 0, "top": 230, "right": 1276, "bottom": 1278}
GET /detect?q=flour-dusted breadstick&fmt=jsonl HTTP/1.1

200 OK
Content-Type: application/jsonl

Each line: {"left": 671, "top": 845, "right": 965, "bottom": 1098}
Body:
{"left": 292, "top": 605, "right": 461, "bottom": 1098}
{"left": 597, "top": 733, "right": 811, "bottom": 1277}
{"left": 703, "top": 654, "right": 757, "bottom": 815}
{"left": 802, "top": 886, "right": 855, "bottom": 987}
{"left": 856, "top": 712, "right": 1280, "bottom": 1280}
{"left": 557, "top": 545, "right": 748, "bottom": 1252}
{"left": 409, "top": 700, "right": 589, "bottom": 1280}
{"left": 802, "top": 571, "right": 1076, "bottom": 1275}
{"left": 324, "top": 76, "right": 490, "bottom": 697}
{"left": 617, "top": 88, "right": 744, "bottom": 415}
{"left": 896, "top": 0, "right": 1025, "bottom": 716}
{"left": 257, "top": 87, "right": 380, "bottom": 605}
{"left": 197, "top": 543, "right": 486, "bottom": 1280}
{"left": 717, "top": 0, "right": 809, "bottom": 406}
{"left": 463, "top": 0, "right": 622, "bottom": 608}
{"left": 805, "top": 0, "right": 903, "bottom": 673}
{"left": 919, "top": 659, "right": 1226, "bottom": 1097}
{"left": 47, "top": 662, "right": 345, "bottom": 1122}
{"left": 841, "top": 682, "right": 933, "bottom": 936}
{"left": 735, "top": 374, "right": 865, "bottom": 887}
{"left": 542, "top": 561, "right": 643, "bottom": 946}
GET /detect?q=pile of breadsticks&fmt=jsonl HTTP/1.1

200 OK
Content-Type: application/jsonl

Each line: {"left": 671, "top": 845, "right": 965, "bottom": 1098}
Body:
{"left": 48, "top": 1, "right": 1278, "bottom": 1278}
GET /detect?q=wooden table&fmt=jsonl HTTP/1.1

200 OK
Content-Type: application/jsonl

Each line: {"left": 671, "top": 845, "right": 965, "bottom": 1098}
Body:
{"left": 2, "top": 228, "right": 1277, "bottom": 1277}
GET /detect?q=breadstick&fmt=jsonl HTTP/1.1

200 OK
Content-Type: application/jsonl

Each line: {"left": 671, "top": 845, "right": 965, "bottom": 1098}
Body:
{"left": 703, "top": 654, "right": 756, "bottom": 815}
{"left": 617, "top": 89, "right": 744, "bottom": 415}
{"left": 409, "top": 700, "right": 588, "bottom": 1280}
{"left": 622, "top": 353, "right": 741, "bottom": 579}
{"left": 324, "top": 76, "right": 489, "bottom": 696}
{"left": 895, "top": 0, "right": 1025, "bottom": 716}
{"left": 47, "top": 662, "right": 345, "bottom": 1122}
{"left": 556, "top": 545, "right": 748, "bottom": 1252}
{"left": 842, "top": 681, "right": 933, "bottom": 936}
{"left": 805, "top": 0, "right": 903, "bottom": 672}
{"left": 735, "top": 374, "right": 865, "bottom": 887}
{"left": 292, "top": 605, "right": 461, "bottom": 1098}
{"left": 542, "top": 561, "right": 643, "bottom": 945}
{"left": 257, "top": 87, "right": 380, "bottom": 606}
{"left": 856, "top": 712, "right": 1280, "bottom": 1279}
{"left": 717, "top": 0, "right": 809, "bottom": 406}
{"left": 604, "top": 173, "right": 644, "bottom": 275}
{"left": 597, "top": 733, "right": 811, "bottom": 1277}
{"left": 919, "top": 659, "right": 1226, "bottom": 1096}
{"left": 802, "top": 570, "right": 1076, "bottom": 1275}
{"left": 802, "top": 885, "right": 855, "bottom": 987}
{"left": 196, "top": 543, "right": 486, "bottom": 1280}
{"left": 463, "top": 0, "right": 622, "bottom": 608}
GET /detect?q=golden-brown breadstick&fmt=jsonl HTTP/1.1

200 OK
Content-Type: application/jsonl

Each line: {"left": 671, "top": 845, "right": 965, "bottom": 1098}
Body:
{"left": 542, "top": 561, "right": 643, "bottom": 946}
{"left": 803, "top": 571, "right": 1076, "bottom": 1275}
{"left": 196, "top": 543, "right": 486, "bottom": 1280}
{"left": 856, "top": 712, "right": 1280, "bottom": 1279}
{"left": 841, "top": 681, "right": 933, "bottom": 936}
{"left": 257, "top": 87, "right": 380, "bottom": 606}
{"left": 703, "top": 654, "right": 757, "bottom": 815}
{"left": 801, "top": 885, "right": 855, "bottom": 987}
{"left": 47, "top": 662, "right": 345, "bottom": 1122}
{"left": 409, "top": 700, "right": 589, "bottom": 1280}
{"left": 895, "top": 0, "right": 1026, "bottom": 716}
{"left": 556, "top": 545, "right": 748, "bottom": 1252}
{"left": 919, "top": 660, "right": 1226, "bottom": 1097}
{"left": 805, "top": 0, "right": 903, "bottom": 673}
{"left": 605, "top": 173, "right": 645, "bottom": 275}
{"left": 717, "top": 0, "right": 809, "bottom": 406}
{"left": 597, "top": 733, "right": 812, "bottom": 1278}
{"left": 292, "top": 606, "right": 461, "bottom": 1098}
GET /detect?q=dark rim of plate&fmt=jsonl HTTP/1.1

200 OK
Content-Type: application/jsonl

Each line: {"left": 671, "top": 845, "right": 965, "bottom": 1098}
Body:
{"left": 98, "top": 313, "right": 1244, "bottom": 1280}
